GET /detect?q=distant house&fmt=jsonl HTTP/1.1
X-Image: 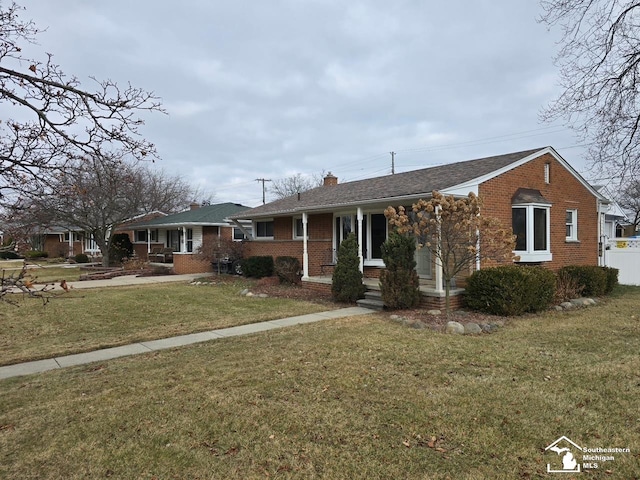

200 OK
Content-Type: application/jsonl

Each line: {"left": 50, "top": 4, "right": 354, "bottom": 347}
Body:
{"left": 230, "top": 147, "right": 610, "bottom": 308}
{"left": 126, "top": 202, "right": 251, "bottom": 274}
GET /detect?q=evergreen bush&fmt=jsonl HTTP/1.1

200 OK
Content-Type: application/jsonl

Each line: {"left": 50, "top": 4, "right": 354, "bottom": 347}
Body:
{"left": 74, "top": 253, "right": 90, "bottom": 264}
{"left": 331, "top": 233, "right": 366, "bottom": 302}
{"left": 274, "top": 256, "right": 301, "bottom": 284}
{"left": 0, "top": 251, "right": 21, "bottom": 259}
{"left": 241, "top": 256, "right": 274, "bottom": 278}
{"left": 379, "top": 231, "right": 421, "bottom": 309}
{"left": 557, "top": 265, "right": 607, "bottom": 297}
{"left": 602, "top": 266, "right": 619, "bottom": 294}
{"left": 108, "top": 233, "right": 134, "bottom": 266}
{"left": 465, "top": 265, "right": 556, "bottom": 315}
{"left": 24, "top": 250, "right": 48, "bottom": 259}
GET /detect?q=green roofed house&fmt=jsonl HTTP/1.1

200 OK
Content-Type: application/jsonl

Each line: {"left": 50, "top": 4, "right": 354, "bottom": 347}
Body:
{"left": 125, "top": 202, "right": 251, "bottom": 274}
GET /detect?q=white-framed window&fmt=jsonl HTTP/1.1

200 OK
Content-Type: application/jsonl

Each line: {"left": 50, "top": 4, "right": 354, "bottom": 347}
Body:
{"left": 135, "top": 229, "right": 158, "bottom": 243}
{"left": 512, "top": 205, "right": 552, "bottom": 262}
{"left": 293, "top": 217, "right": 306, "bottom": 239}
{"left": 233, "top": 227, "right": 250, "bottom": 241}
{"left": 63, "top": 232, "right": 80, "bottom": 242}
{"left": 334, "top": 212, "right": 388, "bottom": 266}
{"left": 186, "top": 228, "right": 193, "bottom": 252}
{"left": 566, "top": 209, "right": 578, "bottom": 241}
{"left": 544, "top": 163, "right": 551, "bottom": 184}
{"left": 255, "top": 220, "right": 274, "bottom": 239}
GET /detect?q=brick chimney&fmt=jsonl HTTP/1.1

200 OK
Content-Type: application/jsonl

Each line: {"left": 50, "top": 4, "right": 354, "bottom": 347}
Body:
{"left": 190, "top": 202, "right": 200, "bottom": 210}
{"left": 323, "top": 172, "right": 338, "bottom": 186}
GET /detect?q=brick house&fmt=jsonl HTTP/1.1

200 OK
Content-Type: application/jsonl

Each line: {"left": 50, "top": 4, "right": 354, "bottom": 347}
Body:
{"left": 126, "top": 202, "right": 251, "bottom": 274}
{"left": 230, "top": 147, "right": 611, "bottom": 307}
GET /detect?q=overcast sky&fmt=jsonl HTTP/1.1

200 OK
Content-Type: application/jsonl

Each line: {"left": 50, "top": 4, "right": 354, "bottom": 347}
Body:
{"left": 18, "top": 1, "right": 594, "bottom": 207}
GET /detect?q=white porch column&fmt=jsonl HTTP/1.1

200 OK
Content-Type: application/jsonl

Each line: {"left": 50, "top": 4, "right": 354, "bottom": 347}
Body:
{"left": 181, "top": 227, "right": 186, "bottom": 253}
{"left": 68, "top": 231, "right": 73, "bottom": 257}
{"left": 434, "top": 206, "right": 444, "bottom": 293}
{"left": 357, "top": 208, "right": 364, "bottom": 273}
{"left": 302, "top": 212, "right": 309, "bottom": 279}
{"left": 147, "top": 228, "right": 151, "bottom": 254}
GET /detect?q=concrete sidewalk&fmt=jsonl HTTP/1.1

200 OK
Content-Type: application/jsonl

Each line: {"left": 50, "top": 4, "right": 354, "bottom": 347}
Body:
{"left": 52, "top": 273, "right": 208, "bottom": 290}
{"left": 0, "top": 306, "right": 374, "bottom": 380}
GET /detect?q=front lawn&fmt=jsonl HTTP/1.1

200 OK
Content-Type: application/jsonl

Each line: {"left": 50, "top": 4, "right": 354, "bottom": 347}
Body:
{"left": 0, "top": 279, "right": 330, "bottom": 365}
{"left": 0, "top": 288, "right": 639, "bottom": 478}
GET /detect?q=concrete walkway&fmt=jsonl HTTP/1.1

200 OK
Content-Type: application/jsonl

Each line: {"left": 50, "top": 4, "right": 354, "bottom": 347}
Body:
{"left": 0, "top": 303, "right": 374, "bottom": 380}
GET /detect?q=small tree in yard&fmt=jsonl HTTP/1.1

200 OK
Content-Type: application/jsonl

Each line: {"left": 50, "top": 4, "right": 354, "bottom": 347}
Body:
{"left": 385, "top": 191, "right": 516, "bottom": 314}
{"left": 331, "top": 233, "right": 366, "bottom": 302}
{"left": 380, "top": 230, "right": 421, "bottom": 309}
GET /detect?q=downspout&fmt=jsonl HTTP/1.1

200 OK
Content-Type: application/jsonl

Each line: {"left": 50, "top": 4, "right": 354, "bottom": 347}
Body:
{"left": 302, "top": 212, "right": 309, "bottom": 279}
{"left": 357, "top": 208, "right": 364, "bottom": 273}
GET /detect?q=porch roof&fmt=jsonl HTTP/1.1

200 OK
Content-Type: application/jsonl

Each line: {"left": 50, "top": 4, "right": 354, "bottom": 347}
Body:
{"left": 231, "top": 147, "right": 547, "bottom": 219}
{"left": 127, "top": 203, "right": 250, "bottom": 229}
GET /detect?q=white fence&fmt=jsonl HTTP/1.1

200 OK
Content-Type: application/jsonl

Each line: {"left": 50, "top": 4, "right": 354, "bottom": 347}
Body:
{"left": 605, "top": 238, "right": 640, "bottom": 286}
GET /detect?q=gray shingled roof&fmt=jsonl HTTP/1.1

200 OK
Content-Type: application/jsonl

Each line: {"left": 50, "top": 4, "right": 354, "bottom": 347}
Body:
{"left": 232, "top": 148, "right": 545, "bottom": 219}
{"left": 128, "top": 202, "right": 250, "bottom": 228}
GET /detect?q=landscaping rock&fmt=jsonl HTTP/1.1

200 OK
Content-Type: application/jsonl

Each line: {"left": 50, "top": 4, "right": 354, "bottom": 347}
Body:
{"left": 239, "top": 288, "right": 250, "bottom": 296}
{"left": 481, "top": 323, "right": 497, "bottom": 333}
{"left": 257, "top": 293, "right": 268, "bottom": 298}
{"left": 246, "top": 292, "right": 254, "bottom": 297}
{"left": 389, "top": 314, "right": 400, "bottom": 320}
{"left": 426, "top": 309, "right": 441, "bottom": 316}
{"left": 410, "top": 321, "right": 426, "bottom": 329}
{"left": 560, "top": 301, "right": 574, "bottom": 310}
{"left": 464, "top": 323, "right": 482, "bottom": 335}
{"left": 445, "top": 321, "right": 464, "bottom": 335}
{"left": 554, "top": 305, "right": 563, "bottom": 311}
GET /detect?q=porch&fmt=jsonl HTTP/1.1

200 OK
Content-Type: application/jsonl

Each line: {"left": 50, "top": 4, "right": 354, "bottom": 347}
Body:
{"left": 302, "top": 276, "right": 466, "bottom": 310}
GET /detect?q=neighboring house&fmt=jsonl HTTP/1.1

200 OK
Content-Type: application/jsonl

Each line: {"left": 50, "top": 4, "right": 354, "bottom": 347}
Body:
{"left": 593, "top": 186, "right": 630, "bottom": 240}
{"left": 230, "top": 146, "right": 610, "bottom": 308}
{"left": 41, "top": 226, "right": 102, "bottom": 259}
{"left": 126, "top": 202, "right": 251, "bottom": 274}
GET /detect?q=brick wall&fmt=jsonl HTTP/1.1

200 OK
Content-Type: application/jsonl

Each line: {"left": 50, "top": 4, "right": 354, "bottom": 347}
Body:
{"left": 173, "top": 253, "right": 213, "bottom": 274}
{"left": 479, "top": 152, "right": 599, "bottom": 270}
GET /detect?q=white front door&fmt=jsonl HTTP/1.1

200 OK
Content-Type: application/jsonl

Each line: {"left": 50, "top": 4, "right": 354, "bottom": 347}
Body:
{"left": 415, "top": 244, "right": 432, "bottom": 279}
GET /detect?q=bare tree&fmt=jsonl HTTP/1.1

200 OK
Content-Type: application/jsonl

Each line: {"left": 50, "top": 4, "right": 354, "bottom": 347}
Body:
{"left": 617, "top": 178, "right": 640, "bottom": 231}
{"left": 0, "top": 2, "right": 163, "bottom": 199}
{"left": 270, "top": 172, "right": 324, "bottom": 199}
{"left": 539, "top": 1, "right": 640, "bottom": 179}
{"left": 8, "top": 158, "right": 198, "bottom": 266}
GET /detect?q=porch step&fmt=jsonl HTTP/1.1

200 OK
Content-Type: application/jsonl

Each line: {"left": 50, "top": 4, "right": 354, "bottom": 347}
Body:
{"left": 357, "top": 289, "right": 385, "bottom": 311}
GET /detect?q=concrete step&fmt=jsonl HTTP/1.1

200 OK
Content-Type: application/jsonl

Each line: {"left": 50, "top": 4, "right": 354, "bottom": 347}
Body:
{"left": 356, "top": 297, "right": 385, "bottom": 311}
{"left": 364, "top": 290, "right": 382, "bottom": 300}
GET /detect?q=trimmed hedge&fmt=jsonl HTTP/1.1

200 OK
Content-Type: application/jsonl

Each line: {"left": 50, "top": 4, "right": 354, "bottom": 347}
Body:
{"left": 24, "top": 250, "right": 48, "bottom": 259}
{"left": 465, "top": 265, "right": 556, "bottom": 316}
{"left": 0, "top": 251, "right": 21, "bottom": 259}
{"left": 241, "top": 256, "right": 274, "bottom": 278}
{"left": 74, "top": 253, "right": 90, "bottom": 264}
{"left": 274, "top": 256, "right": 301, "bottom": 284}
{"left": 557, "top": 265, "right": 610, "bottom": 297}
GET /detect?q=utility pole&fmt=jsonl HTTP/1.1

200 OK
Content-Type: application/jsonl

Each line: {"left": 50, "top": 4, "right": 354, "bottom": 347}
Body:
{"left": 255, "top": 178, "right": 272, "bottom": 204}
{"left": 390, "top": 151, "right": 395, "bottom": 174}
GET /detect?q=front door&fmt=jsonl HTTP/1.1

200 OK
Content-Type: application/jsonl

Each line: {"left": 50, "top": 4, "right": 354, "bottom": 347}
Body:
{"left": 415, "top": 243, "right": 432, "bottom": 279}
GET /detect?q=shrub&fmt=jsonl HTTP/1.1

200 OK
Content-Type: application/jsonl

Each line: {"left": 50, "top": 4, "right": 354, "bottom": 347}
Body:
{"left": 108, "top": 233, "right": 134, "bottom": 265}
{"left": 0, "top": 251, "right": 21, "bottom": 259}
{"left": 24, "top": 250, "right": 48, "bottom": 259}
{"left": 74, "top": 253, "right": 90, "bottom": 264}
{"left": 555, "top": 268, "right": 584, "bottom": 302}
{"left": 274, "top": 256, "right": 301, "bottom": 284}
{"left": 465, "top": 265, "right": 556, "bottom": 316}
{"left": 379, "top": 231, "right": 421, "bottom": 309}
{"left": 557, "top": 265, "right": 607, "bottom": 297}
{"left": 602, "top": 266, "right": 619, "bottom": 294}
{"left": 241, "top": 256, "right": 274, "bottom": 278}
{"left": 332, "top": 233, "right": 366, "bottom": 302}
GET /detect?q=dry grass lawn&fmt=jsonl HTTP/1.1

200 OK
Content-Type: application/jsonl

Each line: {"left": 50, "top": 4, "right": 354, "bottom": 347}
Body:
{"left": 0, "top": 287, "right": 638, "bottom": 478}
{"left": 0, "top": 279, "right": 330, "bottom": 365}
